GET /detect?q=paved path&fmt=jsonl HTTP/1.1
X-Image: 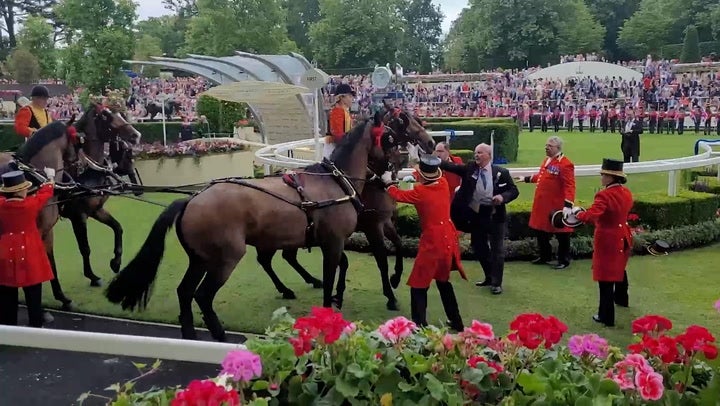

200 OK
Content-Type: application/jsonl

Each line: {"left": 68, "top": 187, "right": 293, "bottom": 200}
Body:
{"left": 0, "top": 309, "right": 248, "bottom": 405}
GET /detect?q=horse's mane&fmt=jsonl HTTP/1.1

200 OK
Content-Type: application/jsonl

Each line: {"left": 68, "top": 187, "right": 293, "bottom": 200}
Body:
{"left": 16, "top": 121, "right": 68, "bottom": 162}
{"left": 306, "top": 119, "right": 370, "bottom": 173}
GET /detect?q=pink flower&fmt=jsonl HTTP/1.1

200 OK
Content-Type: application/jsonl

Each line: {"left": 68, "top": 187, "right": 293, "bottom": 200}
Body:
{"left": 343, "top": 322, "right": 357, "bottom": 336}
{"left": 220, "top": 349, "right": 262, "bottom": 383}
{"left": 714, "top": 299, "right": 720, "bottom": 313}
{"left": 464, "top": 320, "right": 495, "bottom": 340}
{"left": 568, "top": 334, "right": 609, "bottom": 359}
{"left": 635, "top": 371, "right": 664, "bottom": 400}
{"left": 377, "top": 316, "right": 417, "bottom": 343}
{"left": 442, "top": 334, "right": 456, "bottom": 350}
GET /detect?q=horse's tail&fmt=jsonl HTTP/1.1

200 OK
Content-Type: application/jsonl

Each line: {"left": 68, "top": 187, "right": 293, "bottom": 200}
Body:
{"left": 105, "top": 197, "right": 190, "bottom": 311}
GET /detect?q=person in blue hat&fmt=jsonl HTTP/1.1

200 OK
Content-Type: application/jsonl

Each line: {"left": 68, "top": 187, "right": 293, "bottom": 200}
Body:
{"left": 0, "top": 169, "right": 56, "bottom": 327}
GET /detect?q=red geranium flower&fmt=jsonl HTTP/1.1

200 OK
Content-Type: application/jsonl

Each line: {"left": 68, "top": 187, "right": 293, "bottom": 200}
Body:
{"left": 508, "top": 313, "right": 568, "bottom": 349}
{"left": 628, "top": 335, "right": 680, "bottom": 363}
{"left": 631, "top": 315, "right": 673, "bottom": 336}
{"left": 467, "top": 355, "right": 504, "bottom": 380}
{"left": 288, "top": 306, "right": 352, "bottom": 355}
{"left": 171, "top": 379, "right": 239, "bottom": 406}
{"left": 675, "top": 325, "right": 718, "bottom": 360}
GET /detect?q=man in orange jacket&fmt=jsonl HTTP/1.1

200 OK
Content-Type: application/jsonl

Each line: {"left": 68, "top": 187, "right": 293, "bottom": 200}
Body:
{"left": 516, "top": 136, "right": 576, "bottom": 269}
{"left": 433, "top": 141, "right": 464, "bottom": 199}
{"left": 14, "top": 85, "right": 53, "bottom": 138}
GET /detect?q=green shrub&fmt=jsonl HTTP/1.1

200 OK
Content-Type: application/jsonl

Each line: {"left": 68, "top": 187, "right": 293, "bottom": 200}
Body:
{"left": 450, "top": 149, "right": 473, "bottom": 162}
{"left": 195, "top": 94, "right": 248, "bottom": 133}
{"left": 661, "top": 41, "right": 719, "bottom": 60}
{"left": 425, "top": 120, "right": 519, "bottom": 163}
{"left": 346, "top": 219, "right": 720, "bottom": 261}
{"left": 689, "top": 176, "right": 720, "bottom": 195}
{"left": 393, "top": 190, "right": 719, "bottom": 239}
{"left": 680, "top": 25, "right": 701, "bottom": 63}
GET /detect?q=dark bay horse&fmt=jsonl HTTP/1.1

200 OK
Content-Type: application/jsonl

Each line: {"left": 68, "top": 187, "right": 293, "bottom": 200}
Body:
{"left": 61, "top": 104, "right": 141, "bottom": 288}
{"left": 0, "top": 121, "right": 80, "bottom": 310}
{"left": 105, "top": 114, "right": 434, "bottom": 341}
{"left": 256, "top": 110, "right": 416, "bottom": 311}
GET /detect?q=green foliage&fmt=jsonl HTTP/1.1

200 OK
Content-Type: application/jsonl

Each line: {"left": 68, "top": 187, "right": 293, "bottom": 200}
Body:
{"left": 135, "top": 15, "right": 187, "bottom": 58}
{"left": 450, "top": 149, "right": 474, "bottom": 163}
{"left": 680, "top": 25, "right": 701, "bottom": 62}
{"left": 689, "top": 176, "right": 720, "bottom": 195}
{"left": 284, "top": 0, "right": 320, "bottom": 59}
{"left": 425, "top": 120, "right": 519, "bottom": 163}
{"left": 15, "top": 15, "right": 56, "bottom": 78}
{"left": 195, "top": 94, "right": 248, "bottom": 133}
{"left": 132, "top": 35, "right": 163, "bottom": 77}
{"left": 661, "top": 41, "right": 720, "bottom": 60}
{"left": 5, "top": 48, "right": 40, "bottom": 84}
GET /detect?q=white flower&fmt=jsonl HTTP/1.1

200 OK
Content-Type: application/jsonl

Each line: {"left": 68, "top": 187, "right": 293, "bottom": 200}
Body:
{"left": 213, "top": 373, "right": 234, "bottom": 390}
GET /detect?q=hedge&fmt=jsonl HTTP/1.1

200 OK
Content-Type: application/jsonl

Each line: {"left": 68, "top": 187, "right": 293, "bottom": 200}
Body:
{"left": 689, "top": 176, "right": 720, "bottom": 195}
{"left": 392, "top": 190, "right": 719, "bottom": 240}
{"left": 346, "top": 219, "right": 720, "bottom": 262}
{"left": 425, "top": 120, "right": 519, "bottom": 163}
{"left": 660, "top": 41, "right": 720, "bottom": 60}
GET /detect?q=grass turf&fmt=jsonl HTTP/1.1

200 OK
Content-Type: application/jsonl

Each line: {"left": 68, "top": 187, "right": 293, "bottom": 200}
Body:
{"left": 39, "top": 131, "right": 720, "bottom": 347}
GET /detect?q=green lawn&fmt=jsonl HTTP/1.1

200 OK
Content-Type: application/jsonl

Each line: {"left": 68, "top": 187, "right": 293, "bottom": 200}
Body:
{"left": 508, "top": 130, "right": 720, "bottom": 202}
{"left": 37, "top": 131, "right": 720, "bottom": 348}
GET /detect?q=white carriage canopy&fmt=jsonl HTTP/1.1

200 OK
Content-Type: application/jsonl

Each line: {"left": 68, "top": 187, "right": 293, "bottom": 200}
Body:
{"left": 527, "top": 61, "right": 644, "bottom": 82}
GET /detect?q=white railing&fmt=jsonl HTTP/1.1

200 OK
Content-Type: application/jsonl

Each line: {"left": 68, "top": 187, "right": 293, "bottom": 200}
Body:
{"left": 252, "top": 134, "right": 720, "bottom": 197}
{"left": 0, "top": 324, "right": 245, "bottom": 364}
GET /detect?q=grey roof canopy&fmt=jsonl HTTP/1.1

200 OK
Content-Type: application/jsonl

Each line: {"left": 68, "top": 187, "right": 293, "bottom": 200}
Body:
{"left": 123, "top": 52, "right": 323, "bottom": 144}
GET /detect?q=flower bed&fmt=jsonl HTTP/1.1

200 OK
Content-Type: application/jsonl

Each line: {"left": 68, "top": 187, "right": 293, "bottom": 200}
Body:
{"left": 132, "top": 139, "right": 248, "bottom": 160}
{"left": 89, "top": 305, "right": 720, "bottom": 405}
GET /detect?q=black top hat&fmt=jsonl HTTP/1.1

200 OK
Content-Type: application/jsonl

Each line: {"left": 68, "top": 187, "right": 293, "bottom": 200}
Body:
{"left": 30, "top": 85, "right": 50, "bottom": 98}
{"left": 417, "top": 153, "right": 442, "bottom": 181}
{"left": 334, "top": 84, "right": 356, "bottom": 97}
{"left": 646, "top": 240, "right": 670, "bottom": 256}
{"left": 600, "top": 158, "right": 626, "bottom": 179}
{"left": 550, "top": 207, "right": 585, "bottom": 229}
{"left": 0, "top": 170, "right": 32, "bottom": 193}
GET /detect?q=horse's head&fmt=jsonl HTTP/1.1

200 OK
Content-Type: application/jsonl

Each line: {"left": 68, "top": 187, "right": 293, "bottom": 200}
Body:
{"left": 380, "top": 99, "right": 434, "bottom": 153}
{"left": 77, "top": 103, "right": 141, "bottom": 146}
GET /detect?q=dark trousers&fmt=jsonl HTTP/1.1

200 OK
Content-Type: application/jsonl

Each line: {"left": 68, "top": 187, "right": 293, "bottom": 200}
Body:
{"left": 411, "top": 281, "right": 463, "bottom": 330}
{"left": 621, "top": 134, "right": 640, "bottom": 163}
{"left": 597, "top": 270, "right": 629, "bottom": 326}
{"left": 470, "top": 215, "right": 507, "bottom": 287}
{"left": 536, "top": 231, "right": 571, "bottom": 265}
{"left": 0, "top": 283, "right": 44, "bottom": 327}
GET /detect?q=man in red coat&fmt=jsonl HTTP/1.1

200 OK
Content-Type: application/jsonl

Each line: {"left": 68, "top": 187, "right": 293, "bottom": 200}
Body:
{"left": 433, "top": 141, "right": 464, "bottom": 200}
{"left": 0, "top": 170, "right": 56, "bottom": 328}
{"left": 574, "top": 159, "right": 633, "bottom": 327}
{"left": 383, "top": 154, "right": 467, "bottom": 331}
{"left": 516, "top": 136, "right": 576, "bottom": 269}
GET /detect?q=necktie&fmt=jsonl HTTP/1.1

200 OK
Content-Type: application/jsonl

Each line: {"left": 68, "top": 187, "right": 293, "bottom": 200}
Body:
{"left": 480, "top": 168, "right": 487, "bottom": 190}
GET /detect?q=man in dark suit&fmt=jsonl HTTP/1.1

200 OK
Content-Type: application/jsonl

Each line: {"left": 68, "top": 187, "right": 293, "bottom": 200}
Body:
{"left": 440, "top": 143, "right": 520, "bottom": 294}
{"left": 621, "top": 109, "right": 643, "bottom": 163}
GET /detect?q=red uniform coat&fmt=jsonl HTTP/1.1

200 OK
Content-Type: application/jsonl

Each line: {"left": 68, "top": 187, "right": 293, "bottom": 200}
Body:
{"left": 575, "top": 183, "right": 634, "bottom": 282}
{"left": 442, "top": 155, "right": 464, "bottom": 200}
{"left": 387, "top": 177, "right": 467, "bottom": 288}
{"left": 0, "top": 183, "right": 55, "bottom": 287}
{"left": 526, "top": 153, "right": 576, "bottom": 233}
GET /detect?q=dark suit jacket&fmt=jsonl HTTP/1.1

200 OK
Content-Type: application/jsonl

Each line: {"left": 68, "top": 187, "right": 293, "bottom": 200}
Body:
{"left": 439, "top": 160, "right": 520, "bottom": 232}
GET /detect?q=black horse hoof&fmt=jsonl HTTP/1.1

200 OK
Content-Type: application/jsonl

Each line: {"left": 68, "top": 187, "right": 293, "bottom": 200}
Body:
{"left": 390, "top": 273, "right": 402, "bottom": 289}
{"left": 110, "top": 258, "right": 121, "bottom": 274}
{"left": 310, "top": 279, "right": 323, "bottom": 289}
{"left": 386, "top": 300, "right": 400, "bottom": 311}
{"left": 282, "top": 290, "right": 297, "bottom": 300}
{"left": 61, "top": 301, "right": 75, "bottom": 312}
{"left": 90, "top": 278, "right": 103, "bottom": 287}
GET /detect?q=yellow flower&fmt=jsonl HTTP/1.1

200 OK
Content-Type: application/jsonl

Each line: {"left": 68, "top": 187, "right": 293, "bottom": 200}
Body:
{"left": 380, "top": 393, "right": 393, "bottom": 406}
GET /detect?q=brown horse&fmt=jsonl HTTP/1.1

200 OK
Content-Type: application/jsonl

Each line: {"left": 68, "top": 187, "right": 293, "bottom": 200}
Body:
{"left": 60, "top": 104, "right": 141, "bottom": 289}
{"left": 256, "top": 110, "right": 411, "bottom": 311}
{"left": 0, "top": 120, "right": 80, "bottom": 310}
{"left": 105, "top": 111, "right": 434, "bottom": 341}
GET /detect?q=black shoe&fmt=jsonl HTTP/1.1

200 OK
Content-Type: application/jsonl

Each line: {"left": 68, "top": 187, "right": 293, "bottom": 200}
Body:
{"left": 491, "top": 286, "right": 503, "bottom": 295}
{"left": 445, "top": 320, "right": 464, "bottom": 332}
{"left": 475, "top": 280, "right": 491, "bottom": 287}
{"left": 554, "top": 262, "right": 569, "bottom": 270}
{"left": 592, "top": 314, "right": 614, "bottom": 327}
{"left": 531, "top": 257, "right": 552, "bottom": 265}
{"left": 615, "top": 300, "right": 629, "bottom": 308}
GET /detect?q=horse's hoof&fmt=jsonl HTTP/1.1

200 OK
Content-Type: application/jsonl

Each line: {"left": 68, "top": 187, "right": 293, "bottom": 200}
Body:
{"left": 110, "top": 259, "right": 121, "bottom": 274}
{"left": 386, "top": 300, "right": 400, "bottom": 311}
{"left": 310, "top": 279, "right": 323, "bottom": 289}
{"left": 390, "top": 274, "right": 402, "bottom": 289}
{"left": 90, "top": 278, "right": 103, "bottom": 287}
{"left": 281, "top": 290, "right": 297, "bottom": 300}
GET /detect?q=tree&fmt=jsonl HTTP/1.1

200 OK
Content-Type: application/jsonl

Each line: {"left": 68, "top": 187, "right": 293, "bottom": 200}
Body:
{"left": 16, "top": 15, "right": 56, "bottom": 77}
{"left": 616, "top": 0, "right": 678, "bottom": 58}
{"left": 584, "top": 0, "right": 640, "bottom": 60}
{"left": 55, "top": 0, "right": 137, "bottom": 94}
{"left": 396, "top": 0, "right": 443, "bottom": 71}
{"left": 135, "top": 16, "right": 186, "bottom": 57}
{"left": 132, "top": 34, "right": 163, "bottom": 77}
{"left": 310, "top": 0, "right": 404, "bottom": 70}
{"left": 6, "top": 47, "right": 40, "bottom": 84}
{"left": 418, "top": 47, "right": 432, "bottom": 74}
{"left": 163, "top": 0, "right": 197, "bottom": 17}
{"left": 283, "top": 0, "right": 320, "bottom": 60}
{"left": 555, "top": 0, "right": 605, "bottom": 55}
{"left": 182, "top": 0, "right": 296, "bottom": 56}
{"left": 680, "top": 25, "right": 700, "bottom": 62}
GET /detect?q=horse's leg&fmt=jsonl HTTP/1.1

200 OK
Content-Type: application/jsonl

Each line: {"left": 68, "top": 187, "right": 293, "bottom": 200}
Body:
{"left": 89, "top": 206, "right": 124, "bottom": 275}
{"left": 321, "top": 239, "right": 344, "bottom": 309}
{"left": 177, "top": 256, "right": 206, "bottom": 340}
{"left": 384, "top": 221, "right": 405, "bottom": 289}
{"left": 331, "top": 252, "right": 349, "bottom": 309}
{"left": 45, "top": 229, "right": 74, "bottom": 311}
{"left": 68, "top": 210, "right": 103, "bottom": 287}
{"left": 257, "top": 249, "right": 297, "bottom": 299}
{"left": 366, "top": 225, "right": 399, "bottom": 311}
{"left": 281, "top": 248, "right": 323, "bottom": 288}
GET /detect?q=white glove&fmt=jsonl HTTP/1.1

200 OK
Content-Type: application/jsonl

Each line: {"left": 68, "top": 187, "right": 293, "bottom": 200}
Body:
{"left": 562, "top": 207, "right": 572, "bottom": 219}
{"left": 381, "top": 171, "right": 393, "bottom": 185}
{"left": 571, "top": 206, "right": 583, "bottom": 215}
{"left": 402, "top": 175, "right": 416, "bottom": 183}
{"left": 43, "top": 167, "right": 55, "bottom": 180}
{"left": 406, "top": 143, "right": 420, "bottom": 163}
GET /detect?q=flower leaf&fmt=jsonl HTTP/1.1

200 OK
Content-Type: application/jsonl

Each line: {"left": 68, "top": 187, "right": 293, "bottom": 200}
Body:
{"left": 334, "top": 375, "right": 360, "bottom": 398}
{"left": 346, "top": 363, "right": 367, "bottom": 379}
{"left": 252, "top": 380, "right": 270, "bottom": 391}
{"left": 574, "top": 396, "right": 593, "bottom": 406}
{"left": 424, "top": 373, "right": 446, "bottom": 401}
{"left": 517, "top": 371, "right": 546, "bottom": 394}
